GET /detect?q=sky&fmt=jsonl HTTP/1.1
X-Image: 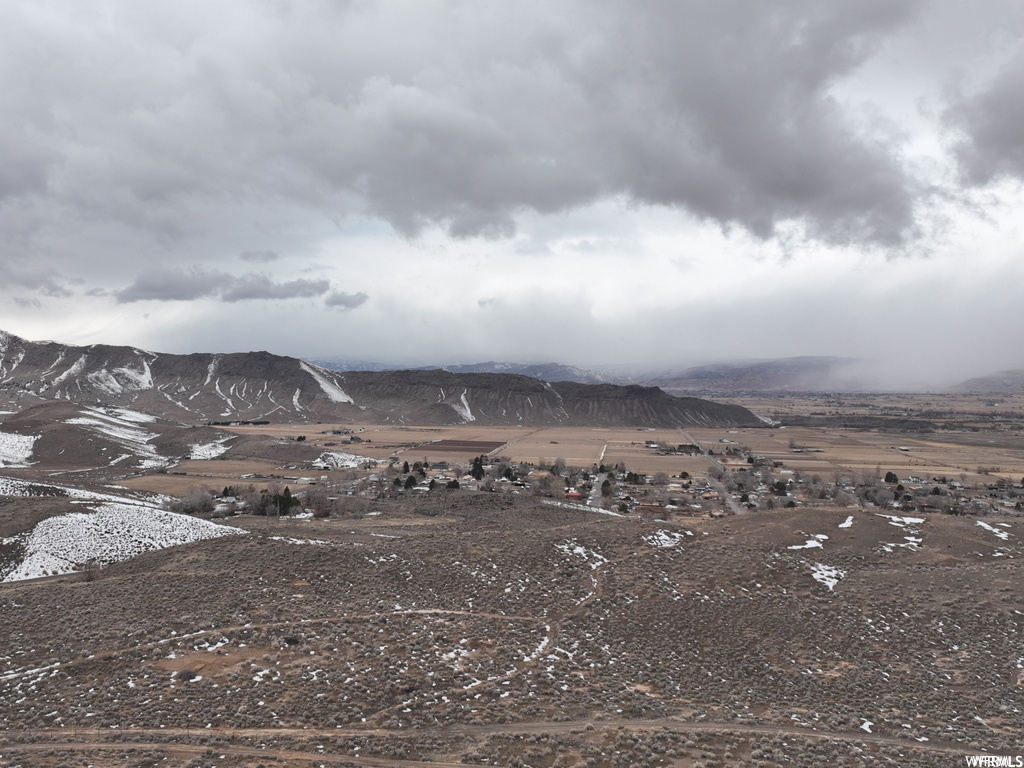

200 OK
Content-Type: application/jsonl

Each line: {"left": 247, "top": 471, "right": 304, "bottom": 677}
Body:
{"left": 2, "top": 0, "right": 1024, "bottom": 388}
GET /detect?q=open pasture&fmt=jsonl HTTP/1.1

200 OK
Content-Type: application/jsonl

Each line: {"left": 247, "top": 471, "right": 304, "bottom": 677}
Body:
{"left": 696, "top": 391, "right": 1024, "bottom": 484}
{"left": 425, "top": 439, "right": 506, "bottom": 453}
{"left": 118, "top": 459, "right": 286, "bottom": 497}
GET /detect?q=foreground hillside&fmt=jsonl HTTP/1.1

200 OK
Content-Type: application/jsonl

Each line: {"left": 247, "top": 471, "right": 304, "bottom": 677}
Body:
{"left": 0, "top": 330, "right": 760, "bottom": 428}
{"left": 1, "top": 493, "right": 1021, "bottom": 767}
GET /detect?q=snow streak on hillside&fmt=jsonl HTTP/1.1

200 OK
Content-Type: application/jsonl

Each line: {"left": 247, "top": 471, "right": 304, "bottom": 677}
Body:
{"left": 451, "top": 389, "right": 475, "bottom": 422}
{"left": 300, "top": 361, "right": 353, "bottom": 403}
{"left": 64, "top": 406, "right": 168, "bottom": 469}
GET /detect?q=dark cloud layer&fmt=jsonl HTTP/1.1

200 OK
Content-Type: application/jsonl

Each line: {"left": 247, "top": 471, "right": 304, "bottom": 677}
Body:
{"left": 116, "top": 268, "right": 331, "bottom": 304}
{"left": 4, "top": 1, "right": 1024, "bottom": 385}
{"left": 325, "top": 291, "right": 369, "bottom": 310}
{"left": 949, "top": 51, "right": 1024, "bottom": 185}
{"left": 220, "top": 275, "right": 329, "bottom": 303}
{"left": 239, "top": 250, "right": 279, "bottom": 263}
{"left": 297, "top": 1, "right": 924, "bottom": 244}
{"left": 0, "top": 0, "right": 930, "bottom": 285}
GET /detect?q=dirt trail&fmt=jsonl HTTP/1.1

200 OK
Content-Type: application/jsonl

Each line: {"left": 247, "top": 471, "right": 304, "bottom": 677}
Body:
{"left": 3, "top": 717, "right": 981, "bottom": 763}
{"left": 2, "top": 607, "right": 545, "bottom": 682}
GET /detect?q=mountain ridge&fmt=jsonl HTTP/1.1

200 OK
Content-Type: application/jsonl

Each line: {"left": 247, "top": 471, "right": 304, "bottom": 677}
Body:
{"left": 0, "top": 330, "right": 761, "bottom": 428}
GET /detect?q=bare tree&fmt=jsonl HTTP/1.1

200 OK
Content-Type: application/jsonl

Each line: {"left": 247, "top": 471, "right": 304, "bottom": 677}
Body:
{"left": 167, "top": 486, "right": 215, "bottom": 516}
{"left": 873, "top": 487, "right": 895, "bottom": 508}
{"left": 304, "top": 484, "right": 332, "bottom": 518}
{"left": 533, "top": 475, "right": 557, "bottom": 496}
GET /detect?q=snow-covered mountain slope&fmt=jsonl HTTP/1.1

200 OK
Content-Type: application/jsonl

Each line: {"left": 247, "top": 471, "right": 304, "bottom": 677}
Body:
{"left": 0, "top": 331, "right": 359, "bottom": 424}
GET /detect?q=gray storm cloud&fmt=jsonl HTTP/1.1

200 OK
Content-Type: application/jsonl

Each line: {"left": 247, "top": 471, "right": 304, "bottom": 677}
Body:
{"left": 239, "top": 250, "right": 279, "bottom": 263}
{"left": 325, "top": 291, "right": 369, "bottom": 310}
{"left": 949, "top": 50, "right": 1024, "bottom": 185}
{"left": 0, "top": 0, "right": 927, "bottom": 287}
{"left": 116, "top": 268, "right": 331, "bottom": 303}
{"left": 3, "top": 0, "right": 1024, "bottom": 386}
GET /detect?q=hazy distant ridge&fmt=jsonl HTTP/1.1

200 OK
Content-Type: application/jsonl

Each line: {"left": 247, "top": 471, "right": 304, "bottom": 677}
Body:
{"left": 319, "top": 355, "right": 884, "bottom": 392}
{"left": 953, "top": 370, "right": 1024, "bottom": 394}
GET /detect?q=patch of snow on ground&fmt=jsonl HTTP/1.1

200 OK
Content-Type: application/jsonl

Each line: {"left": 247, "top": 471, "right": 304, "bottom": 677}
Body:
{"left": 874, "top": 514, "right": 927, "bottom": 552}
{"left": 268, "top": 536, "right": 331, "bottom": 546}
{"left": 524, "top": 627, "right": 552, "bottom": 662}
{"left": 838, "top": 515, "right": 854, "bottom": 528}
{"left": 860, "top": 720, "right": 873, "bottom": 733}
{"left": 810, "top": 563, "right": 845, "bottom": 590}
{"left": 642, "top": 530, "right": 686, "bottom": 548}
{"left": 540, "top": 499, "right": 624, "bottom": 516}
{"left": 880, "top": 536, "right": 923, "bottom": 553}
{"left": 976, "top": 520, "right": 1011, "bottom": 541}
{"left": 877, "top": 514, "right": 925, "bottom": 527}
{"left": 788, "top": 535, "right": 826, "bottom": 550}
{"left": 0, "top": 432, "right": 38, "bottom": 467}
{"left": 1, "top": 503, "right": 243, "bottom": 582}
{"left": 189, "top": 439, "right": 232, "bottom": 460}
{"left": 300, "top": 361, "right": 353, "bottom": 403}
{"left": 316, "top": 451, "right": 373, "bottom": 469}
{"left": 555, "top": 540, "right": 607, "bottom": 569}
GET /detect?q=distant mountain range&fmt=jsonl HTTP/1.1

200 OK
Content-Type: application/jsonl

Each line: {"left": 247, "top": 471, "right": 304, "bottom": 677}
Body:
{"left": 0, "top": 330, "right": 760, "bottom": 428}
{"left": 649, "top": 357, "right": 867, "bottom": 393}
{"left": 953, "top": 370, "right": 1024, "bottom": 394}
{"left": 310, "top": 358, "right": 609, "bottom": 384}
{"left": 316, "top": 355, "right": 877, "bottom": 392}
{"left": 424, "top": 361, "right": 608, "bottom": 384}
{"left": 318, "top": 356, "right": 1024, "bottom": 394}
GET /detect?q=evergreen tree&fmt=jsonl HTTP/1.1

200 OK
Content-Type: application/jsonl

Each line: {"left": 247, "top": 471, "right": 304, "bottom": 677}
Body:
{"left": 471, "top": 455, "right": 485, "bottom": 481}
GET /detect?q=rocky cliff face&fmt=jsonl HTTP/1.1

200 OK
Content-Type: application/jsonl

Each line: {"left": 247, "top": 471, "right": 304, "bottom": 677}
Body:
{"left": 0, "top": 330, "right": 762, "bottom": 427}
